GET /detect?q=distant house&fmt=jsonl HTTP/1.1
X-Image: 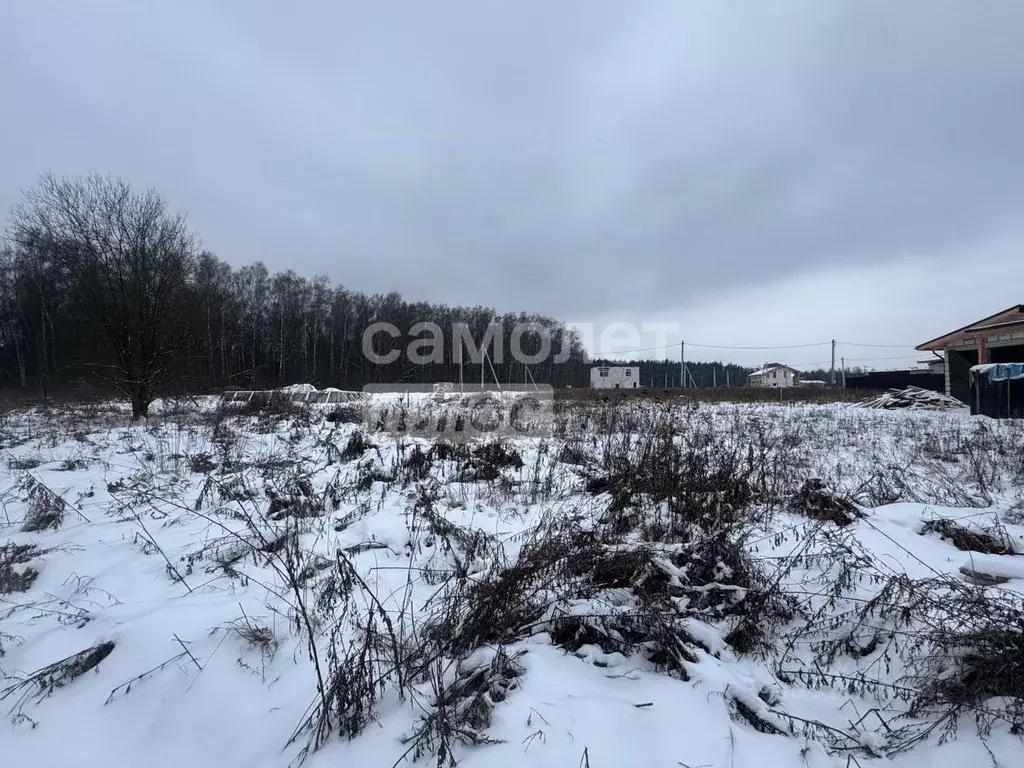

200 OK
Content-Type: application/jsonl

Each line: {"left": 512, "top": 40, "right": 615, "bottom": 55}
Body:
{"left": 916, "top": 304, "right": 1024, "bottom": 403}
{"left": 590, "top": 366, "right": 640, "bottom": 389}
{"left": 747, "top": 363, "right": 798, "bottom": 388}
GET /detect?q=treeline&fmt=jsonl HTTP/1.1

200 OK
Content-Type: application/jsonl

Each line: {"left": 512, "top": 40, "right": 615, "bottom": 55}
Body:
{"left": 0, "top": 174, "right": 589, "bottom": 416}
{"left": 799, "top": 366, "right": 870, "bottom": 384}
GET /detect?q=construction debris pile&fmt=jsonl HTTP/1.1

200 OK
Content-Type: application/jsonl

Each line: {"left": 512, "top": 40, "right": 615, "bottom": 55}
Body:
{"left": 855, "top": 386, "right": 966, "bottom": 411}
{"left": 222, "top": 386, "right": 369, "bottom": 405}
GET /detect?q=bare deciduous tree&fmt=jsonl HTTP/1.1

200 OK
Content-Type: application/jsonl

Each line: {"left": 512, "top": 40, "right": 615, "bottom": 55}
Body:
{"left": 8, "top": 173, "right": 198, "bottom": 418}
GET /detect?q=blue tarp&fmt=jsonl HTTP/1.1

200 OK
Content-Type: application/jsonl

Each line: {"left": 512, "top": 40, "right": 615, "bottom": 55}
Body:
{"left": 970, "top": 363, "right": 1024, "bottom": 381}
{"left": 970, "top": 363, "right": 1024, "bottom": 418}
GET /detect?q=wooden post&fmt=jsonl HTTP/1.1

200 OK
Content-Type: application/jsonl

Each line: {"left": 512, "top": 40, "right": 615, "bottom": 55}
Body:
{"left": 977, "top": 335, "right": 988, "bottom": 365}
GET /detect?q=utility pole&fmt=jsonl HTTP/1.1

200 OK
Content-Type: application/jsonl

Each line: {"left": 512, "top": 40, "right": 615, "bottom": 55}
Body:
{"left": 680, "top": 341, "right": 685, "bottom": 389}
{"left": 841, "top": 357, "right": 846, "bottom": 388}
{"left": 713, "top": 367, "right": 717, "bottom": 388}
{"left": 830, "top": 339, "right": 836, "bottom": 386}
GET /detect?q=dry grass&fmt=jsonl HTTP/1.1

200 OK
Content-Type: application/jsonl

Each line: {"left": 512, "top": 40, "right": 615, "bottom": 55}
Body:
{"left": 0, "top": 543, "right": 40, "bottom": 594}
{"left": 920, "top": 519, "right": 1015, "bottom": 555}
{"left": 1, "top": 642, "right": 115, "bottom": 724}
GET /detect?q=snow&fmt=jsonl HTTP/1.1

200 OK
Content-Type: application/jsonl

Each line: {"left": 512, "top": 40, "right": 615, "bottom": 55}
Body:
{"left": 2, "top": 399, "right": 1023, "bottom": 768}
{"left": 855, "top": 386, "right": 967, "bottom": 411}
{"left": 281, "top": 383, "right": 318, "bottom": 393}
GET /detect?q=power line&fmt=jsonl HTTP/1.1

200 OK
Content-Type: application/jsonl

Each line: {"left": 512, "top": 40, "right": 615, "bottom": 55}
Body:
{"left": 687, "top": 341, "right": 832, "bottom": 350}
{"left": 790, "top": 354, "right": 922, "bottom": 367}
{"left": 599, "top": 343, "right": 680, "bottom": 356}
{"left": 844, "top": 354, "right": 922, "bottom": 362}
{"left": 836, "top": 341, "right": 921, "bottom": 349}
{"left": 600, "top": 340, "right": 833, "bottom": 357}
{"left": 598, "top": 339, "right": 923, "bottom": 360}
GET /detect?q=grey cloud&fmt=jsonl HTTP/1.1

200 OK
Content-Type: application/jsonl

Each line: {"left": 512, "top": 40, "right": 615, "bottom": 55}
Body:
{"left": 2, "top": 1, "right": 1023, "bottom": 322}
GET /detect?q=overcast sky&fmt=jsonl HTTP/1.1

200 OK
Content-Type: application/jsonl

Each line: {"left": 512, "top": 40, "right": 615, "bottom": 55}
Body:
{"left": 3, "top": 1, "right": 1023, "bottom": 367}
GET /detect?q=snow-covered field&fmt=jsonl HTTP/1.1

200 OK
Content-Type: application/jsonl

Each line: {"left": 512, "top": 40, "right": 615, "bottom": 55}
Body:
{"left": 2, "top": 396, "right": 1024, "bottom": 768}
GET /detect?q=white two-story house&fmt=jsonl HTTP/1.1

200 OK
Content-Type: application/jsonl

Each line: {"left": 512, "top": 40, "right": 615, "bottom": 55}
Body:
{"left": 590, "top": 366, "right": 640, "bottom": 389}
{"left": 747, "top": 363, "right": 798, "bottom": 388}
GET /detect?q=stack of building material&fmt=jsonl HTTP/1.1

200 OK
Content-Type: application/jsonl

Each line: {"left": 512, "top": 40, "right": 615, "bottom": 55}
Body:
{"left": 222, "top": 388, "right": 368, "bottom": 404}
{"left": 855, "top": 386, "right": 966, "bottom": 411}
